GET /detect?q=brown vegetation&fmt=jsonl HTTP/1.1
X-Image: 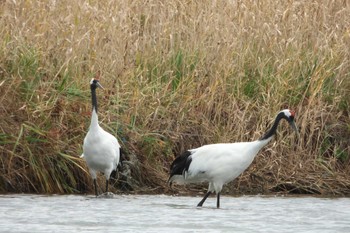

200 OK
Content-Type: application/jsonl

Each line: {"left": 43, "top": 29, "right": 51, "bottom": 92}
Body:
{"left": 0, "top": 0, "right": 349, "bottom": 196}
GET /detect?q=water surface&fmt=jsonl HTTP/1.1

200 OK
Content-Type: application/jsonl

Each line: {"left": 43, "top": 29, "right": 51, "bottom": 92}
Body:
{"left": 0, "top": 194, "right": 349, "bottom": 232}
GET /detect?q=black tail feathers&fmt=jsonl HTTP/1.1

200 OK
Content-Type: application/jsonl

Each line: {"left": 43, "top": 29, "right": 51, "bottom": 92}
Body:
{"left": 168, "top": 150, "right": 192, "bottom": 182}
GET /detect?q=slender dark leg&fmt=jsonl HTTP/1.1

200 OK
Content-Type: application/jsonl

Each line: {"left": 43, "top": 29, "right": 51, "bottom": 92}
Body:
{"left": 216, "top": 192, "right": 220, "bottom": 208}
{"left": 94, "top": 179, "right": 98, "bottom": 197}
{"left": 197, "top": 191, "right": 212, "bottom": 207}
{"left": 105, "top": 179, "right": 109, "bottom": 193}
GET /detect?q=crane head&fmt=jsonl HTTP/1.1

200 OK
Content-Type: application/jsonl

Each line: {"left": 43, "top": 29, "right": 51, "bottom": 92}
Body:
{"left": 281, "top": 109, "right": 299, "bottom": 135}
{"left": 90, "top": 78, "right": 104, "bottom": 90}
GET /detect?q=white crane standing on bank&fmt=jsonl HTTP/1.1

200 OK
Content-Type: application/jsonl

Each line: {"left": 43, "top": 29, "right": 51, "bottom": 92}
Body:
{"left": 168, "top": 109, "right": 299, "bottom": 208}
{"left": 81, "top": 77, "right": 120, "bottom": 197}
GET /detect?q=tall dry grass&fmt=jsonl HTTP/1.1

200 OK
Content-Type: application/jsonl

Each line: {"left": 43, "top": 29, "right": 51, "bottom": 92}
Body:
{"left": 0, "top": 0, "right": 349, "bottom": 195}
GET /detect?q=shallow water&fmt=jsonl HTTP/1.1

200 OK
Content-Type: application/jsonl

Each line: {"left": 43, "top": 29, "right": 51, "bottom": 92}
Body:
{"left": 0, "top": 194, "right": 349, "bottom": 232}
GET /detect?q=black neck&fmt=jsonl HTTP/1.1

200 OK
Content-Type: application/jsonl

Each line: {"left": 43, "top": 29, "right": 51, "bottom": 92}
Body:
{"left": 91, "top": 86, "right": 98, "bottom": 113}
{"left": 259, "top": 112, "right": 286, "bottom": 141}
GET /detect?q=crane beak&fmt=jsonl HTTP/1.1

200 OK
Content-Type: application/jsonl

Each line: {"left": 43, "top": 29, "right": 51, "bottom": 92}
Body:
{"left": 96, "top": 82, "right": 104, "bottom": 90}
{"left": 167, "top": 176, "right": 173, "bottom": 186}
{"left": 289, "top": 120, "right": 299, "bottom": 136}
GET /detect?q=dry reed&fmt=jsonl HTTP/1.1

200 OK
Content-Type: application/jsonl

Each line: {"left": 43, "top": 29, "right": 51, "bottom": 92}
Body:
{"left": 0, "top": 0, "right": 349, "bottom": 195}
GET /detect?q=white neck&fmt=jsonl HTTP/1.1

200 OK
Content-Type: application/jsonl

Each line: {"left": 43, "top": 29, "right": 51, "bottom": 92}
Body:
{"left": 257, "top": 136, "right": 274, "bottom": 148}
{"left": 90, "top": 108, "right": 99, "bottom": 130}
{"left": 246, "top": 136, "right": 274, "bottom": 161}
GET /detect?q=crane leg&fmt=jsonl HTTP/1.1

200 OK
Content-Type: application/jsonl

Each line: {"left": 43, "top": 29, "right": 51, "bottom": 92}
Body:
{"left": 105, "top": 179, "right": 109, "bottom": 193}
{"left": 197, "top": 191, "right": 212, "bottom": 207}
{"left": 94, "top": 179, "right": 98, "bottom": 197}
{"left": 216, "top": 192, "right": 220, "bottom": 208}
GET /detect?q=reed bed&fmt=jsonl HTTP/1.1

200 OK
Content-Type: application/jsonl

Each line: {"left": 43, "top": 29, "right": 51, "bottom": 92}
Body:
{"left": 0, "top": 0, "right": 349, "bottom": 195}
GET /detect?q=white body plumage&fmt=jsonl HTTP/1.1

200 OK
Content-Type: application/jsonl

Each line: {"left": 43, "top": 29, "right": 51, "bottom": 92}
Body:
{"left": 171, "top": 140, "right": 270, "bottom": 193}
{"left": 82, "top": 109, "right": 120, "bottom": 181}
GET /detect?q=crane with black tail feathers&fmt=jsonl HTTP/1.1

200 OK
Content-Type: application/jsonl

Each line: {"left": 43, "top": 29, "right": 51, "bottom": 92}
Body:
{"left": 81, "top": 78, "right": 121, "bottom": 197}
{"left": 168, "top": 109, "right": 299, "bottom": 208}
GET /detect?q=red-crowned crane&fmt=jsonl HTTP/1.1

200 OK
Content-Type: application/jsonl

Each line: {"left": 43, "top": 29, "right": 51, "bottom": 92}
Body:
{"left": 168, "top": 109, "right": 299, "bottom": 208}
{"left": 81, "top": 78, "right": 120, "bottom": 197}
